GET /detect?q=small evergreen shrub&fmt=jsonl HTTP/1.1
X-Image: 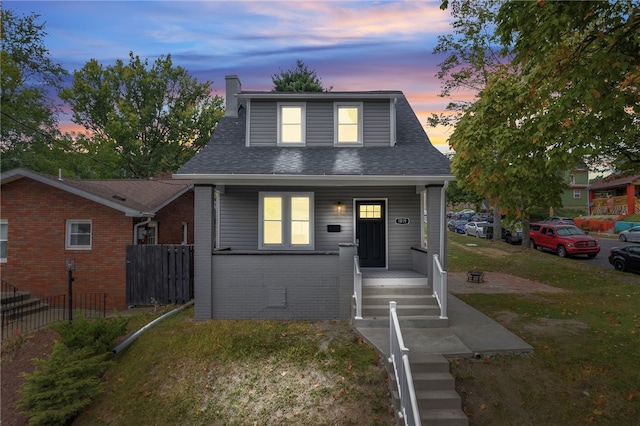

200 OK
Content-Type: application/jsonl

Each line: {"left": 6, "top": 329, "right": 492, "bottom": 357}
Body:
{"left": 19, "top": 313, "right": 129, "bottom": 425}
{"left": 19, "top": 343, "right": 110, "bottom": 425}
{"left": 52, "top": 311, "right": 129, "bottom": 353}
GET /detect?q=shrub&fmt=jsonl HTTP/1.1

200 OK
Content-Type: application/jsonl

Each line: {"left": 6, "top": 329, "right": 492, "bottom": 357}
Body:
{"left": 19, "top": 343, "right": 110, "bottom": 425}
{"left": 19, "top": 313, "right": 129, "bottom": 425}
{"left": 51, "top": 311, "right": 129, "bottom": 353}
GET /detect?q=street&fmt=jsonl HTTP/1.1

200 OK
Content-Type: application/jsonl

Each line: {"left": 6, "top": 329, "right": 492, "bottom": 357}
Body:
{"left": 576, "top": 236, "right": 637, "bottom": 271}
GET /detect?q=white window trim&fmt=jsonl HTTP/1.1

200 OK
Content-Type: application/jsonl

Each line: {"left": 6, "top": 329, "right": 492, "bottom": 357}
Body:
{"left": 66, "top": 219, "right": 92, "bottom": 250}
{"left": 277, "top": 102, "right": 306, "bottom": 146}
{"left": 573, "top": 189, "right": 582, "bottom": 199}
{"left": 334, "top": 102, "right": 363, "bottom": 146}
{"left": 259, "top": 192, "right": 314, "bottom": 250}
{"left": 0, "top": 220, "right": 7, "bottom": 263}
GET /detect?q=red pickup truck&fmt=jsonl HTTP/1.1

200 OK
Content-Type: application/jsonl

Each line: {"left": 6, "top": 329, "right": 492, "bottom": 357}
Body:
{"left": 529, "top": 223, "right": 600, "bottom": 258}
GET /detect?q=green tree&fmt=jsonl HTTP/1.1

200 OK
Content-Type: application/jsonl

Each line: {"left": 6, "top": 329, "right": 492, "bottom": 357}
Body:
{"left": 272, "top": 60, "right": 330, "bottom": 92}
{"left": 449, "top": 70, "right": 570, "bottom": 246}
{"left": 60, "top": 52, "right": 224, "bottom": 178}
{"left": 429, "top": 0, "right": 512, "bottom": 128}
{"left": 495, "top": 0, "right": 640, "bottom": 174}
{"left": 431, "top": 0, "right": 516, "bottom": 237}
{"left": 0, "top": 8, "right": 69, "bottom": 173}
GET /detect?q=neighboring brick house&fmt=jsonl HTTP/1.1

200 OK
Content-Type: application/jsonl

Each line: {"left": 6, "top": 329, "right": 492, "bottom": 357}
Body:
{"left": 0, "top": 168, "right": 193, "bottom": 310}
{"left": 174, "top": 75, "right": 453, "bottom": 321}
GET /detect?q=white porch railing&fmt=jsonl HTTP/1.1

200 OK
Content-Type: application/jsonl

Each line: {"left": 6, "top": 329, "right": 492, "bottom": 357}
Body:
{"left": 432, "top": 254, "right": 448, "bottom": 320}
{"left": 353, "top": 255, "right": 362, "bottom": 319}
{"left": 389, "top": 301, "right": 421, "bottom": 426}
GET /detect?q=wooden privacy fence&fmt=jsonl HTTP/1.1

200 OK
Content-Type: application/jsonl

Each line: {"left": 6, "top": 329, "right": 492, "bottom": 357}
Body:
{"left": 126, "top": 245, "right": 193, "bottom": 307}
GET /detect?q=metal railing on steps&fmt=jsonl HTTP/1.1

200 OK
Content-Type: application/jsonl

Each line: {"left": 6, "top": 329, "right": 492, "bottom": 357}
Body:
{"left": 389, "top": 301, "right": 421, "bottom": 426}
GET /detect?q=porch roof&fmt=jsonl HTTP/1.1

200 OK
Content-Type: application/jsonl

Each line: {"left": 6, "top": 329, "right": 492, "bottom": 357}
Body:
{"left": 590, "top": 174, "right": 640, "bottom": 190}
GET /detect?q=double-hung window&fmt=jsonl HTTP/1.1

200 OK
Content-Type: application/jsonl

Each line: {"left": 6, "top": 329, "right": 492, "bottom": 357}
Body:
{"left": 0, "top": 221, "right": 7, "bottom": 263}
{"left": 278, "top": 103, "right": 306, "bottom": 145}
{"left": 260, "top": 192, "right": 314, "bottom": 250}
{"left": 66, "top": 220, "right": 92, "bottom": 250}
{"left": 334, "top": 102, "right": 363, "bottom": 145}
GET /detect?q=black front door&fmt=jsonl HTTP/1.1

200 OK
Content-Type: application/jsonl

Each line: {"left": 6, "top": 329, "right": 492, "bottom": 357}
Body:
{"left": 356, "top": 200, "right": 386, "bottom": 267}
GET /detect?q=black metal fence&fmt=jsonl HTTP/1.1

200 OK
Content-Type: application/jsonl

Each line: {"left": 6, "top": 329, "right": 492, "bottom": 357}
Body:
{"left": 1, "top": 280, "right": 107, "bottom": 340}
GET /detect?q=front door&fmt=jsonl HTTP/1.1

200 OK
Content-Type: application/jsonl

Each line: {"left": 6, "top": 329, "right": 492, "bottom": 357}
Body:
{"left": 356, "top": 200, "right": 386, "bottom": 267}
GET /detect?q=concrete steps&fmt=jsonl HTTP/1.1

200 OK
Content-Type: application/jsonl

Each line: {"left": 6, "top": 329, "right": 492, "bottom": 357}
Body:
{"left": 1, "top": 291, "right": 49, "bottom": 321}
{"left": 389, "top": 353, "right": 468, "bottom": 426}
{"left": 355, "top": 277, "right": 448, "bottom": 328}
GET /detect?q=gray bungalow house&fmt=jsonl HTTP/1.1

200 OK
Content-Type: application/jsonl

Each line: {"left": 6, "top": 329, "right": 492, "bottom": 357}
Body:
{"left": 174, "top": 75, "right": 453, "bottom": 321}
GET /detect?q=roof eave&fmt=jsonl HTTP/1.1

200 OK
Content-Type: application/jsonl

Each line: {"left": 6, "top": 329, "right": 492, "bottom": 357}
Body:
{"left": 236, "top": 92, "right": 401, "bottom": 100}
{"left": 173, "top": 173, "right": 454, "bottom": 186}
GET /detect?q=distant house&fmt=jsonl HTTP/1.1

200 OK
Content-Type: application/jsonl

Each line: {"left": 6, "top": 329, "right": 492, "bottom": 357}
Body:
{"left": 174, "top": 75, "right": 454, "bottom": 321}
{"left": 560, "top": 165, "right": 589, "bottom": 211}
{"left": 0, "top": 168, "right": 194, "bottom": 310}
{"left": 588, "top": 174, "right": 640, "bottom": 216}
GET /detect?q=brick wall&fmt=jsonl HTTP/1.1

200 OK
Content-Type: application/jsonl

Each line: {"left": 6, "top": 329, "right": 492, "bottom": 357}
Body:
{"left": 155, "top": 190, "right": 194, "bottom": 244}
{"left": 2, "top": 179, "right": 132, "bottom": 310}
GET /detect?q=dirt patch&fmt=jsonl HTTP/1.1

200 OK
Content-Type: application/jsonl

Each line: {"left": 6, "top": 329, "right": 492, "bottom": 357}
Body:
{"left": 449, "top": 272, "right": 567, "bottom": 294}
{"left": 1, "top": 328, "right": 59, "bottom": 426}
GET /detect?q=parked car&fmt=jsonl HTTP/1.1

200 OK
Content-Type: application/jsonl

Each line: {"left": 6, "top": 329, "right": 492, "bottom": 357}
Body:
{"left": 618, "top": 226, "right": 640, "bottom": 243}
{"left": 464, "top": 221, "right": 492, "bottom": 238}
{"left": 608, "top": 245, "right": 640, "bottom": 274}
{"left": 447, "top": 219, "right": 467, "bottom": 234}
{"left": 502, "top": 225, "right": 523, "bottom": 245}
{"left": 542, "top": 216, "right": 575, "bottom": 225}
{"left": 471, "top": 213, "right": 491, "bottom": 222}
{"left": 529, "top": 223, "right": 600, "bottom": 258}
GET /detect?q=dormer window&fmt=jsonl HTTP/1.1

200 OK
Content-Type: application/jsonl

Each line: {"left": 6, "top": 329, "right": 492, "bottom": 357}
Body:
{"left": 278, "top": 103, "right": 306, "bottom": 145}
{"left": 334, "top": 102, "right": 363, "bottom": 145}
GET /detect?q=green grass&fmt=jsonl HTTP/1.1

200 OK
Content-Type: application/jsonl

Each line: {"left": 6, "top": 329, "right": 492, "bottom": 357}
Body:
{"left": 72, "top": 233, "right": 639, "bottom": 425}
{"left": 447, "top": 233, "right": 640, "bottom": 425}
{"left": 74, "top": 317, "right": 393, "bottom": 425}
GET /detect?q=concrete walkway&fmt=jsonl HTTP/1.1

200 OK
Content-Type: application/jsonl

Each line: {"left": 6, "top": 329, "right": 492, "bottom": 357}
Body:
{"left": 356, "top": 293, "right": 533, "bottom": 359}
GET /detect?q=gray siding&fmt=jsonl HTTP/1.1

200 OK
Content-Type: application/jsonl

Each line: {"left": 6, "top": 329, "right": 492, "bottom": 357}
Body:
{"left": 218, "top": 185, "right": 421, "bottom": 269}
{"left": 306, "top": 102, "right": 333, "bottom": 147}
{"left": 248, "top": 100, "right": 277, "bottom": 146}
{"left": 219, "top": 187, "right": 257, "bottom": 250}
{"left": 363, "top": 100, "right": 391, "bottom": 147}
{"left": 246, "top": 99, "right": 392, "bottom": 147}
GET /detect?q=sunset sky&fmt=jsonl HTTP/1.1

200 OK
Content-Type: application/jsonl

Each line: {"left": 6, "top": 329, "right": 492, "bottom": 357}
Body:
{"left": 7, "top": 1, "right": 465, "bottom": 151}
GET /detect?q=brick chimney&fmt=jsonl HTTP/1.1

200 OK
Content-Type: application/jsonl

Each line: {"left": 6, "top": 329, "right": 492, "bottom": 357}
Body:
{"left": 225, "top": 75, "right": 241, "bottom": 117}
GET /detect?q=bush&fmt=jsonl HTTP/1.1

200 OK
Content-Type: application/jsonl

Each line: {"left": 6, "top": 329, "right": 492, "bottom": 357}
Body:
{"left": 19, "top": 313, "right": 129, "bottom": 425}
{"left": 52, "top": 311, "right": 129, "bottom": 353}
{"left": 19, "top": 343, "right": 110, "bottom": 425}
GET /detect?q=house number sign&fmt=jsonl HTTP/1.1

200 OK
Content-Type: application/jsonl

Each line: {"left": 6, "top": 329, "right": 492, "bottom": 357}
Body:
{"left": 395, "top": 217, "right": 410, "bottom": 225}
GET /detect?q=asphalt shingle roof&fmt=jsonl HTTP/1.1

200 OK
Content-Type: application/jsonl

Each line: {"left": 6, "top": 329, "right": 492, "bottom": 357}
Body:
{"left": 177, "top": 93, "right": 451, "bottom": 177}
{"left": 1, "top": 168, "right": 192, "bottom": 216}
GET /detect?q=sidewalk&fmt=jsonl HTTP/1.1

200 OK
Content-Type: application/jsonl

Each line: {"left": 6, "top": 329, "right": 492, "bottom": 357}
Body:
{"left": 356, "top": 293, "right": 533, "bottom": 359}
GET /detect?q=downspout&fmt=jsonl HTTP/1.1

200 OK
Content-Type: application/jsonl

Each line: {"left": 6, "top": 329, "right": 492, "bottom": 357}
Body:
{"left": 112, "top": 300, "right": 194, "bottom": 355}
{"left": 133, "top": 217, "right": 152, "bottom": 245}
